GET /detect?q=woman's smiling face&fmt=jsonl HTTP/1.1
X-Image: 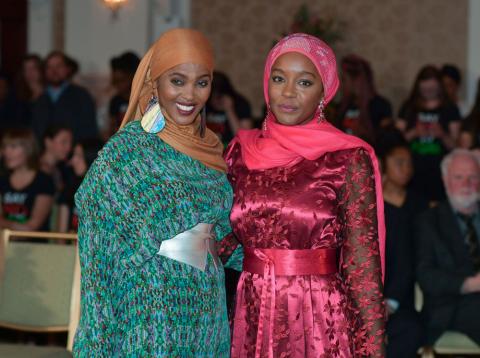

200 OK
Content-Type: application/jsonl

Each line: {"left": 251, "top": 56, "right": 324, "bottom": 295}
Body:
{"left": 156, "top": 63, "right": 212, "bottom": 126}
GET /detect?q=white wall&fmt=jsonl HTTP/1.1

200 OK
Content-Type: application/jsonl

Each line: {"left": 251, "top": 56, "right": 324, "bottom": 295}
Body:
{"left": 28, "top": 0, "right": 191, "bottom": 74}
{"left": 467, "top": 0, "right": 480, "bottom": 109}
{"left": 28, "top": 0, "right": 53, "bottom": 56}
{"left": 149, "top": 0, "right": 191, "bottom": 44}
{"left": 65, "top": 0, "right": 149, "bottom": 74}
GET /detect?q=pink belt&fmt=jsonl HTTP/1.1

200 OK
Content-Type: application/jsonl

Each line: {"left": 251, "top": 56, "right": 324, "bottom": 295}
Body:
{"left": 243, "top": 247, "right": 338, "bottom": 358}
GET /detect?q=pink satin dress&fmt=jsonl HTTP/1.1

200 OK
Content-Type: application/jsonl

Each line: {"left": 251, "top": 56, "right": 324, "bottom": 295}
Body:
{"left": 225, "top": 142, "right": 385, "bottom": 358}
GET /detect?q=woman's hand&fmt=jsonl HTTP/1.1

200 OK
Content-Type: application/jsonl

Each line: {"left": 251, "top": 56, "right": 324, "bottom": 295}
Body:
{"left": 431, "top": 122, "right": 455, "bottom": 149}
{"left": 69, "top": 145, "right": 88, "bottom": 177}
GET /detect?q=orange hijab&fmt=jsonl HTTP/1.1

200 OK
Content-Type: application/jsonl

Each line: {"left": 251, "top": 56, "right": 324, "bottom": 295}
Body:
{"left": 120, "top": 28, "right": 226, "bottom": 173}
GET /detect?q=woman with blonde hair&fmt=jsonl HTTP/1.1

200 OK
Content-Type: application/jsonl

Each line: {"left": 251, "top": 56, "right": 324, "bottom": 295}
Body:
{"left": 0, "top": 128, "right": 54, "bottom": 231}
{"left": 73, "top": 28, "right": 241, "bottom": 357}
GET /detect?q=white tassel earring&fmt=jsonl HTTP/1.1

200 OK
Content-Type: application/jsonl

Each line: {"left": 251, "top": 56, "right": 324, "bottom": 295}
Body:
{"left": 141, "top": 96, "right": 165, "bottom": 134}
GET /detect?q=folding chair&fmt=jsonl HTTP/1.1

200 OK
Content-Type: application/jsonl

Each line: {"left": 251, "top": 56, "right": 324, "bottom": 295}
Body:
{"left": 415, "top": 283, "right": 480, "bottom": 357}
{"left": 0, "top": 229, "right": 80, "bottom": 357}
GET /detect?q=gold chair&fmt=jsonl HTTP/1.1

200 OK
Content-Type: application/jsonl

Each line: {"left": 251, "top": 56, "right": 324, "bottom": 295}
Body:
{"left": 0, "top": 229, "right": 80, "bottom": 357}
{"left": 415, "top": 283, "right": 480, "bottom": 357}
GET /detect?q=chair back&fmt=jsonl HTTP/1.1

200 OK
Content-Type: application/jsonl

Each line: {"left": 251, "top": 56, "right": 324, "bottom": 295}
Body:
{"left": 0, "top": 230, "right": 80, "bottom": 350}
{"left": 415, "top": 282, "right": 423, "bottom": 312}
{"left": 415, "top": 283, "right": 480, "bottom": 356}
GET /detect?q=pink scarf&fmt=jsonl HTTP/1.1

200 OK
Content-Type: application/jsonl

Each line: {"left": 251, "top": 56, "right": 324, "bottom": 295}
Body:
{"left": 236, "top": 33, "right": 385, "bottom": 280}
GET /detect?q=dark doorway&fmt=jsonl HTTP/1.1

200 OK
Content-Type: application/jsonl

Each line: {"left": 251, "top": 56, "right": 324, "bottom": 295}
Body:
{"left": 0, "top": 0, "right": 28, "bottom": 78}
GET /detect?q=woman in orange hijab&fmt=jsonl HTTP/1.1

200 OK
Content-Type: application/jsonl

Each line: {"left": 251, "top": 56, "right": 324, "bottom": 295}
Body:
{"left": 73, "top": 29, "right": 241, "bottom": 357}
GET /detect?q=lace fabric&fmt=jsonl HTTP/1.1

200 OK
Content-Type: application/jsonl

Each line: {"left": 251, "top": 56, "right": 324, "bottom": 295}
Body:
{"left": 340, "top": 148, "right": 385, "bottom": 356}
{"left": 226, "top": 142, "right": 385, "bottom": 357}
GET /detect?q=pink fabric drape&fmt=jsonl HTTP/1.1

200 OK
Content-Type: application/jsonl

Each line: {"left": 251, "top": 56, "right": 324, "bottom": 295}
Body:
{"left": 243, "top": 247, "right": 339, "bottom": 357}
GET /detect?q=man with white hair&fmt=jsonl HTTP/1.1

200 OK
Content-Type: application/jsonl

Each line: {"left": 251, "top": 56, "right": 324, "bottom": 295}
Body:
{"left": 416, "top": 149, "right": 480, "bottom": 345}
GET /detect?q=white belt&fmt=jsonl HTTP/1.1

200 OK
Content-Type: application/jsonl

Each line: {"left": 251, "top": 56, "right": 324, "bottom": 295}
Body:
{"left": 157, "top": 223, "right": 220, "bottom": 271}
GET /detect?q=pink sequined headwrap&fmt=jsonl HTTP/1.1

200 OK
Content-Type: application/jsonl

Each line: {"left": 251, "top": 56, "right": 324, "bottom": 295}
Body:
{"left": 263, "top": 33, "right": 339, "bottom": 105}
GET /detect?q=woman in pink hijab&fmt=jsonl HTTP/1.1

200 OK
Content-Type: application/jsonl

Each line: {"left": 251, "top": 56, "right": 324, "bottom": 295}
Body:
{"left": 224, "top": 33, "right": 386, "bottom": 357}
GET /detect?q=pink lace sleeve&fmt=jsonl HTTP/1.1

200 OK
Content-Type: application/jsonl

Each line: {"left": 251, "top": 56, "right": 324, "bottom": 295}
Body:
{"left": 216, "top": 232, "right": 240, "bottom": 264}
{"left": 341, "top": 148, "right": 386, "bottom": 357}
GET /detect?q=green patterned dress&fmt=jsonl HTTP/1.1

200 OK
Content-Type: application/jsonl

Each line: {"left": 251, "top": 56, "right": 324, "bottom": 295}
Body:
{"left": 73, "top": 121, "right": 242, "bottom": 357}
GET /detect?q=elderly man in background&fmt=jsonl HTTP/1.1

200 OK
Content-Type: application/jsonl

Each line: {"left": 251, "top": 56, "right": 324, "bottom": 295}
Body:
{"left": 416, "top": 149, "right": 480, "bottom": 346}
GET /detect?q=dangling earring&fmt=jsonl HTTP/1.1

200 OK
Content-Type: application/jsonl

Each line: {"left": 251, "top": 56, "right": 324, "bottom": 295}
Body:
{"left": 141, "top": 96, "right": 165, "bottom": 134}
{"left": 317, "top": 98, "right": 326, "bottom": 123}
{"left": 263, "top": 105, "right": 271, "bottom": 132}
{"left": 200, "top": 106, "right": 207, "bottom": 138}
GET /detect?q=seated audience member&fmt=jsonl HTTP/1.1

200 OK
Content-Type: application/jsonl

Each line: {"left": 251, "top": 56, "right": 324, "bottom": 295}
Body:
{"left": 39, "top": 125, "right": 74, "bottom": 193}
{"left": 0, "top": 128, "right": 54, "bottom": 231}
{"left": 398, "top": 65, "right": 461, "bottom": 203}
{"left": 461, "top": 78, "right": 480, "bottom": 149}
{"left": 57, "top": 140, "right": 101, "bottom": 232}
{"left": 31, "top": 51, "right": 98, "bottom": 142}
{"left": 106, "top": 51, "right": 140, "bottom": 139}
{"left": 457, "top": 121, "right": 477, "bottom": 150}
{"left": 16, "top": 54, "right": 45, "bottom": 102}
{"left": 16, "top": 54, "right": 45, "bottom": 124}
{"left": 378, "top": 129, "right": 427, "bottom": 357}
{"left": 206, "top": 71, "right": 253, "bottom": 145}
{"left": 416, "top": 149, "right": 480, "bottom": 345}
{"left": 441, "top": 64, "right": 468, "bottom": 116}
{"left": 336, "top": 54, "right": 393, "bottom": 144}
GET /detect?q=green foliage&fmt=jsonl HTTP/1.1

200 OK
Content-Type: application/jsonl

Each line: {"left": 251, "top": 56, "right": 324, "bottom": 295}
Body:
{"left": 288, "top": 4, "right": 343, "bottom": 44}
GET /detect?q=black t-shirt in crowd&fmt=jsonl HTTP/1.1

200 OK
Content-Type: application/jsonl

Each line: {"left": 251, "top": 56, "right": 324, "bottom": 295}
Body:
{"left": 50, "top": 161, "right": 75, "bottom": 195}
{"left": 206, "top": 94, "right": 252, "bottom": 145}
{"left": 340, "top": 95, "right": 392, "bottom": 135}
{"left": 399, "top": 102, "right": 460, "bottom": 156}
{"left": 384, "top": 190, "right": 429, "bottom": 311}
{"left": 0, "top": 171, "right": 55, "bottom": 231}
{"left": 399, "top": 102, "right": 461, "bottom": 202}
{"left": 57, "top": 174, "right": 83, "bottom": 232}
{"left": 109, "top": 95, "right": 129, "bottom": 133}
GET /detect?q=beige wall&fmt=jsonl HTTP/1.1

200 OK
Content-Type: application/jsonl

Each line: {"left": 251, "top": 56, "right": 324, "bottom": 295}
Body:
{"left": 192, "top": 0, "right": 468, "bottom": 117}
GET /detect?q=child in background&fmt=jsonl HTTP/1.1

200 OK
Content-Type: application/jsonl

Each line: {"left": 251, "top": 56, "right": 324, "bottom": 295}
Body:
{"left": 39, "top": 124, "right": 73, "bottom": 194}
